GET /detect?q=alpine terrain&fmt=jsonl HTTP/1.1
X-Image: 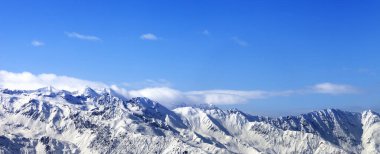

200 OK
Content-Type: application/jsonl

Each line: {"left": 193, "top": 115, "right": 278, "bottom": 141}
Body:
{"left": 0, "top": 87, "right": 379, "bottom": 154}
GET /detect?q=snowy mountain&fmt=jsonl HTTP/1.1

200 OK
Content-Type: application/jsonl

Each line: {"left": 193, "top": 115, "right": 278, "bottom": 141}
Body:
{"left": 0, "top": 87, "right": 379, "bottom": 154}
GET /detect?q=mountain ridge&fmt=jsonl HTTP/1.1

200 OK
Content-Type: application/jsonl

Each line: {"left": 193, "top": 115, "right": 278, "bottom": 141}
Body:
{"left": 0, "top": 87, "right": 379, "bottom": 153}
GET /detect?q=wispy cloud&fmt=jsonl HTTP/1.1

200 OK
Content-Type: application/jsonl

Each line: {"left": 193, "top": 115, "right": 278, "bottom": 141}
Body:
{"left": 65, "top": 32, "right": 101, "bottom": 41}
{"left": 232, "top": 37, "right": 248, "bottom": 46}
{"left": 202, "top": 30, "right": 210, "bottom": 36}
{"left": 140, "top": 33, "right": 158, "bottom": 40}
{"left": 312, "top": 82, "right": 358, "bottom": 94}
{"left": 123, "top": 79, "right": 171, "bottom": 88}
{"left": 185, "top": 90, "right": 294, "bottom": 105}
{"left": 31, "top": 40, "right": 44, "bottom": 47}
{"left": 0, "top": 70, "right": 359, "bottom": 107}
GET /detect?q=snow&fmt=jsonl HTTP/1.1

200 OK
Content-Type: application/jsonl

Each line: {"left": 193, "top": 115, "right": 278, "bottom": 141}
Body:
{"left": 0, "top": 87, "right": 379, "bottom": 153}
{"left": 361, "top": 110, "right": 380, "bottom": 153}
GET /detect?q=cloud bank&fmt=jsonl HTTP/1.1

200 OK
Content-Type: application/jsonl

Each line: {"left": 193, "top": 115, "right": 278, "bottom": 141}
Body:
{"left": 0, "top": 70, "right": 358, "bottom": 107}
{"left": 0, "top": 70, "right": 108, "bottom": 91}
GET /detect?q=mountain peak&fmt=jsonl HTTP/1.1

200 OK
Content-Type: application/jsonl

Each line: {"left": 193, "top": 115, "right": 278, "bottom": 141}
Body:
{"left": 129, "top": 97, "right": 159, "bottom": 108}
{"left": 98, "top": 88, "right": 127, "bottom": 100}
{"left": 362, "top": 109, "right": 378, "bottom": 116}
{"left": 79, "top": 87, "right": 100, "bottom": 98}
{"left": 173, "top": 103, "right": 219, "bottom": 110}
{"left": 36, "top": 86, "right": 59, "bottom": 93}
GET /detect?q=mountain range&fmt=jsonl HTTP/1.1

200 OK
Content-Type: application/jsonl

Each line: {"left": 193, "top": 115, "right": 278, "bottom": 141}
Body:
{"left": 0, "top": 87, "right": 379, "bottom": 153}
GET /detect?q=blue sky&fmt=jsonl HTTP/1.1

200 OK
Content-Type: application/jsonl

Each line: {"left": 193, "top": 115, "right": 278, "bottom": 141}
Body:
{"left": 1, "top": 0, "right": 380, "bottom": 116}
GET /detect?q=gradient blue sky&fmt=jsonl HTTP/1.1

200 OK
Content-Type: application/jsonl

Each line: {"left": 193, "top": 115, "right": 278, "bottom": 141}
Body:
{"left": 1, "top": 0, "right": 380, "bottom": 116}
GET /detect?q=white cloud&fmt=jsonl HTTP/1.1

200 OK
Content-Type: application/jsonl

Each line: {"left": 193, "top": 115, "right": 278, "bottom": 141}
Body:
{"left": 140, "top": 33, "right": 158, "bottom": 40}
{"left": 65, "top": 32, "right": 101, "bottom": 41}
{"left": 0, "top": 70, "right": 359, "bottom": 107}
{"left": 31, "top": 40, "right": 44, "bottom": 47}
{"left": 123, "top": 88, "right": 296, "bottom": 106}
{"left": 0, "top": 70, "right": 108, "bottom": 91}
{"left": 312, "top": 82, "right": 358, "bottom": 94}
{"left": 232, "top": 37, "right": 248, "bottom": 46}
{"left": 126, "top": 87, "right": 185, "bottom": 107}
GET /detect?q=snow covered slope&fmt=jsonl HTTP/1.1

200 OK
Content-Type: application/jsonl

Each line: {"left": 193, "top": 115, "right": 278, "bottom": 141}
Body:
{"left": 361, "top": 110, "right": 380, "bottom": 153}
{"left": 0, "top": 87, "right": 378, "bottom": 153}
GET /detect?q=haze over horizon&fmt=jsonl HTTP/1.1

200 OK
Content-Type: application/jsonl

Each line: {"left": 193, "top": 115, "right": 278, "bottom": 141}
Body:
{"left": 1, "top": 0, "right": 380, "bottom": 116}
